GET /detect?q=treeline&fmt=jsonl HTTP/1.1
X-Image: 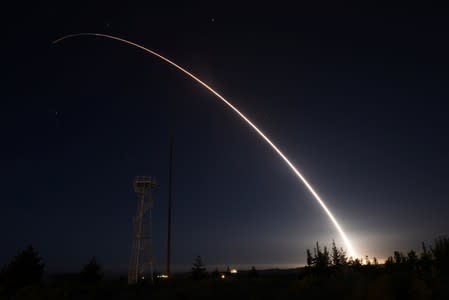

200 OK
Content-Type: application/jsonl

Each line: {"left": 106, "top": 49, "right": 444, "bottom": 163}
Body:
{"left": 0, "top": 246, "right": 103, "bottom": 297}
{"left": 1, "top": 237, "right": 448, "bottom": 299}
{"left": 305, "top": 236, "right": 449, "bottom": 278}
{"left": 191, "top": 255, "right": 258, "bottom": 279}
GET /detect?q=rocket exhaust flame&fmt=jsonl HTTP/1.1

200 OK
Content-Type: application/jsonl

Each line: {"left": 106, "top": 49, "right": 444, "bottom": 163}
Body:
{"left": 53, "top": 33, "right": 357, "bottom": 258}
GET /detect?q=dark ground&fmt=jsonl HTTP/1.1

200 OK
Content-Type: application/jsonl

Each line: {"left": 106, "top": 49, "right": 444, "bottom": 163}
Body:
{"left": 2, "top": 268, "right": 448, "bottom": 300}
{"left": 1, "top": 238, "right": 448, "bottom": 299}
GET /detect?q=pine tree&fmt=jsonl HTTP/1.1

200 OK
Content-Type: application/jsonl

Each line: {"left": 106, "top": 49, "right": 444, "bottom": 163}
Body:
{"left": 225, "top": 265, "right": 231, "bottom": 276}
{"left": 351, "top": 258, "right": 362, "bottom": 271}
{"left": 431, "top": 236, "right": 449, "bottom": 276}
{"left": 2, "top": 245, "right": 44, "bottom": 291}
{"left": 211, "top": 268, "right": 219, "bottom": 278}
{"left": 331, "top": 240, "right": 342, "bottom": 268}
{"left": 365, "top": 256, "right": 371, "bottom": 266}
{"left": 192, "top": 256, "right": 207, "bottom": 279}
{"left": 306, "top": 249, "right": 314, "bottom": 267}
{"left": 393, "top": 251, "right": 405, "bottom": 265}
{"left": 385, "top": 256, "right": 394, "bottom": 271}
{"left": 419, "top": 241, "right": 432, "bottom": 274}
{"left": 407, "top": 250, "right": 418, "bottom": 272}
{"left": 80, "top": 257, "right": 103, "bottom": 283}
{"left": 314, "top": 242, "right": 330, "bottom": 272}
{"left": 248, "top": 266, "right": 258, "bottom": 278}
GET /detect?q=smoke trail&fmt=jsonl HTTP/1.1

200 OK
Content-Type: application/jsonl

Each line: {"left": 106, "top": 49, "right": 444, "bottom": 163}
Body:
{"left": 53, "top": 33, "right": 357, "bottom": 258}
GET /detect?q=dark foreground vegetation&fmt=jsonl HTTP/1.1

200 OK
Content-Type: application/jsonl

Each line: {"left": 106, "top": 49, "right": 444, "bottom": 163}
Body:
{"left": 1, "top": 237, "right": 448, "bottom": 299}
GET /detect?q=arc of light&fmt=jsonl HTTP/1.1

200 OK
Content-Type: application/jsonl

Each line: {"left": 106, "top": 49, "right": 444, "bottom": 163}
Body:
{"left": 53, "top": 33, "right": 357, "bottom": 258}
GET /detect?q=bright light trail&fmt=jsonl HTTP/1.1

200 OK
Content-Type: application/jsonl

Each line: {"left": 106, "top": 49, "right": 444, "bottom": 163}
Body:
{"left": 53, "top": 33, "right": 357, "bottom": 258}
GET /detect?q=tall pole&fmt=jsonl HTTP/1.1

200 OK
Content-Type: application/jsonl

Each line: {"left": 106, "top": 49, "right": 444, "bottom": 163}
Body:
{"left": 166, "top": 136, "right": 174, "bottom": 277}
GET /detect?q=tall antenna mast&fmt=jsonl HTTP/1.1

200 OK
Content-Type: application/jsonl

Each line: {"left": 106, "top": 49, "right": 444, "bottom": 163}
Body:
{"left": 166, "top": 136, "right": 174, "bottom": 277}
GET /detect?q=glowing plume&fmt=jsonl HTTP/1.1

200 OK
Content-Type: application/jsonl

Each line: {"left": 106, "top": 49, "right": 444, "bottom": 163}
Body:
{"left": 53, "top": 33, "right": 357, "bottom": 258}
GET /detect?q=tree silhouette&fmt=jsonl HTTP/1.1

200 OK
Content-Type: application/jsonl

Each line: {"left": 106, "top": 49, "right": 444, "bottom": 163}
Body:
{"left": 431, "top": 236, "right": 449, "bottom": 276}
{"left": 350, "top": 258, "right": 362, "bottom": 271}
{"left": 248, "top": 266, "right": 258, "bottom": 278}
{"left": 385, "top": 255, "right": 394, "bottom": 271}
{"left": 364, "top": 256, "right": 371, "bottom": 266}
{"left": 330, "top": 240, "right": 340, "bottom": 266}
{"left": 302, "top": 235, "right": 449, "bottom": 297}
{"left": 393, "top": 251, "right": 406, "bottom": 265}
{"left": 211, "top": 268, "right": 220, "bottom": 278}
{"left": 306, "top": 249, "right": 314, "bottom": 268}
{"left": 306, "top": 241, "right": 330, "bottom": 275}
{"left": 225, "top": 265, "right": 231, "bottom": 276}
{"left": 1, "top": 245, "right": 44, "bottom": 291}
{"left": 80, "top": 257, "right": 103, "bottom": 283}
{"left": 406, "top": 250, "right": 418, "bottom": 272}
{"left": 330, "top": 240, "right": 347, "bottom": 269}
{"left": 419, "top": 241, "right": 433, "bottom": 274}
{"left": 315, "top": 242, "right": 330, "bottom": 271}
{"left": 192, "top": 256, "right": 207, "bottom": 279}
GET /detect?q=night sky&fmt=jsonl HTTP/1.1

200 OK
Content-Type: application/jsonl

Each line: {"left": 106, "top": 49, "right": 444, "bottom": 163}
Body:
{"left": 3, "top": 3, "right": 449, "bottom": 273}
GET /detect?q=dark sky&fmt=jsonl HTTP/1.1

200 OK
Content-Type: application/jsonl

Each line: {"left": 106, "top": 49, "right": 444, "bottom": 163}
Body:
{"left": 2, "top": 3, "right": 449, "bottom": 273}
